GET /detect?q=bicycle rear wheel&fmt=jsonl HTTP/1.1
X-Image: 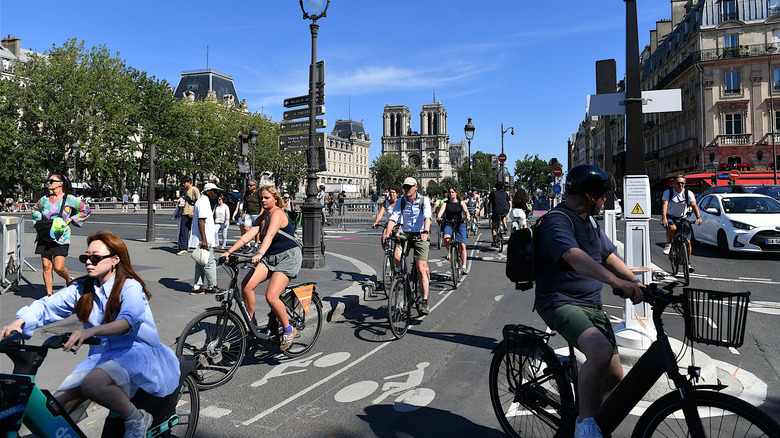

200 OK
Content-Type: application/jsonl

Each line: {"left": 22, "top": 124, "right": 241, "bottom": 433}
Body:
{"left": 382, "top": 252, "right": 393, "bottom": 293}
{"left": 388, "top": 276, "right": 410, "bottom": 339}
{"left": 497, "top": 229, "right": 505, "bottom": 252}
{"left": 450, "top": 245, "right": 460, "bottom": 289}
{"left": 170, "top": 374, "right": 200, "bottom": 438}
{"left": 489, "top": 340, "right": 574, "bottom": 438}
{"left": 278, "top": 291, "right": 323, "bottom": 357}
{"left": 175, "top": 309, "right": 247, "bottom": 390}
{"left": 632, "top": 390, "right": 780, "bottom": 438}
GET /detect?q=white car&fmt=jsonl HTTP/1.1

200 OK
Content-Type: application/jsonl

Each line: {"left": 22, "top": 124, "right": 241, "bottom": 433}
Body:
{"left": 597, "top": 196, "right": 622, "bottom": 219}
{"left": 695, "top": 193, "right": 780, "bottom": 254}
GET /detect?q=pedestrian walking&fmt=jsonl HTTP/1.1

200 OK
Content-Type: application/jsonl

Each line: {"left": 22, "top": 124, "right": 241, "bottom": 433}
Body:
{"left": 131, "top": 191, "right": 140, "bottom": 212}
{"left": 189, "top": 183, "right": 220, "bottom": 294}
{"left": 31, "top": 173, "right": 91, "bottom": 295}
{"left": 214, "top": 195, "right": 230, "bottom": 249}
{"left": 176, "top": 176, "right": 199, "bottom": 255}
{"left": 241, "top": 180, "right": 262, "bottom": 252}
{"left": 122, "top": 192, "right": 129, "bottom": 213}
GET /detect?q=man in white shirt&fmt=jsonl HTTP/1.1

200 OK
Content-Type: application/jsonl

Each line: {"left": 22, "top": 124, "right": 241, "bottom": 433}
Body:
{"left": 385, "top": 177, "right": 433, "bottom": 315}
{"left": 661, "top": 175, "right": 702, "bottom": 271}
{"left": 131, "top": 191, "right": 140, "bottom": 212}
{"left": 189, "top": 183, "right": 220, "bottom": 294}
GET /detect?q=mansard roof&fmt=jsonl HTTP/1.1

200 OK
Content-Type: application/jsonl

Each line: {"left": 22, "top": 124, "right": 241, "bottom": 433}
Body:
{"left": 172, "top": 68, "right": 238, "bottom": 101}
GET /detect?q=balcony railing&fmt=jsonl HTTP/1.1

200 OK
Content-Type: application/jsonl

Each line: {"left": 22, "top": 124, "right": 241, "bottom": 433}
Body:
{"left": 712, "top": 133, "right": 752, "bottom": 146}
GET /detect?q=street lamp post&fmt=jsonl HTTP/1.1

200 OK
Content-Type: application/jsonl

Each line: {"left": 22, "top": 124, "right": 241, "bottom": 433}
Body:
{"left": 70, "top": 141, "right": 80, "bottom": 185}
{"left": 500, "top": 123, "right": 514, "bottom": 184}
{"left": 146, "top": 143, "right": 156, "bottom": 242}
{"left": 464, "top": 118, "right": 475, "bottom": 189}
{"left": 300, "top": 0, "right": 329, "bottom": 269}
{"left": 769, "top": 46, "right": 778, "bottom": 184}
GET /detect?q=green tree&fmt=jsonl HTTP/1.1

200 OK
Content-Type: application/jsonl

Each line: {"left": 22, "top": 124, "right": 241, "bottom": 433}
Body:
{"left": 457, "top": 151, "right": 495, "bottom": 192}
{"left": 370, "top": 154, "right": 418, "bottom": 192}
{"left": 512, "top": 154, "right": 552, "bottom": 196}
{"left": 440, "top": 176, "right": 460, "bottom": 192}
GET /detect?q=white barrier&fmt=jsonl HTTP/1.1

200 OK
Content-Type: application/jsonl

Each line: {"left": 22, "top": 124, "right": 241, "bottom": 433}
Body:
{"left": 1, "top": 215, "right": 33, "bottom": 293}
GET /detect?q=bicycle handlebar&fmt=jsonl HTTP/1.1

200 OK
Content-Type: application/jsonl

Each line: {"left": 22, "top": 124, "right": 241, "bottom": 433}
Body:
{"left": 0, "top": 332, "right": 101, "bottom": 353}
{"left": 612, "top": 281, "right": 685, "bottom": 307}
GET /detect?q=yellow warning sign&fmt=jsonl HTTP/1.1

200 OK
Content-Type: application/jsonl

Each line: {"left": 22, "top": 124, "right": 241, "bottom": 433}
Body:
{"left": 631, "top": 203, "right": 645, "bottom": 215}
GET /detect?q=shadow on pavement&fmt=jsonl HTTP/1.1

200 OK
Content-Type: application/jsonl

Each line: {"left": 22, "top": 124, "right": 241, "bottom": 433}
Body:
{"left": 158, "top": 277, "right": 192, "bottom": 293}
{"left": 358, "top": 404, "right": 504, "bottom": 438}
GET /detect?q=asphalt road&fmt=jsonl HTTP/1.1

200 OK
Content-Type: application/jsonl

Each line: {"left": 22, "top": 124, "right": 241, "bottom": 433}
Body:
{"left": 5, "top": 213, "right": 780, "bottom": 437}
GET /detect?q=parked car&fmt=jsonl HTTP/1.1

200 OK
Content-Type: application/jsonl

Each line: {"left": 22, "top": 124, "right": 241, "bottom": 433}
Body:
{"left": 750, "top": 185, "right": 780, "bottom": 201}
{"left": 696, "top": 184, "right": 761, "bottom": 204}
{"left": 694, "top": 193, "right": 780, "bottom": 255}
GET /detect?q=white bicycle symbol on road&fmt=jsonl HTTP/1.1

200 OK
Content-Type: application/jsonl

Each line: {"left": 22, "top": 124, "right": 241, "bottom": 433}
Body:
{"left": 334, "top": 362, "right": 436, "bottom": 412}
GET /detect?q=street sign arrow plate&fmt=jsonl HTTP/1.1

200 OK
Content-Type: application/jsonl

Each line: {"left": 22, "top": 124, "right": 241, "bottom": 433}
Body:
{"left": 278, "top": 132, "right": 326, "bottom": 152}
{"left": 280, "top": 119, "right": 327, "bottom": 132}
{"left": 284, "top": 92, "right": 325, "bottom": 108}
{"left": 284, "top": 106, "right": 325, "bottom": 121}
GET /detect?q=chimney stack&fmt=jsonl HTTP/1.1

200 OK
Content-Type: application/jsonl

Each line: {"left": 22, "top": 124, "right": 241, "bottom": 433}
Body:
{"left": 1, "top": 35, "right": 21, "bottom": 58}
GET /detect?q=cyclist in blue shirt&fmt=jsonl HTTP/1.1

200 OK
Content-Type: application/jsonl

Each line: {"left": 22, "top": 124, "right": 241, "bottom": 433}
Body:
{"left": 534, "top": 164, "right": 644, "bottom": 438}
{"left": 385, "top": 177, "right": 433, "bottom": 315}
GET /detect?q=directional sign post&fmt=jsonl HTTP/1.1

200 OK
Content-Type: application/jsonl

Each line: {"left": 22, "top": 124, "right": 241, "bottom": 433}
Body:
{"left": 280, "top": 119, "right": 327, "bottom": 132}
{"left": 284, "top": 92, "right": 324, "bottom": 108}
{"left": 278, "top": 132, "right": 326, "bottom": 152}
{"left": 284, "top": 106, "right": 325, "bottom": 121}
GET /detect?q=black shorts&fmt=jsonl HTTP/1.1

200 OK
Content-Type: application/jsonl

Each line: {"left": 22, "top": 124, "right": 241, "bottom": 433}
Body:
{"left": 35, "top": 241, "right": 69, "bottom": 257}
{"left": 491, "top": 213, "right": 507, "bottom": 223}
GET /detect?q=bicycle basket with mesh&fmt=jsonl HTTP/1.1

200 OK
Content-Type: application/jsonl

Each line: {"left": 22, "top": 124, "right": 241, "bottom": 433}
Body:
{"left": 682, "top": 288, "right": 750, "bottom": 348}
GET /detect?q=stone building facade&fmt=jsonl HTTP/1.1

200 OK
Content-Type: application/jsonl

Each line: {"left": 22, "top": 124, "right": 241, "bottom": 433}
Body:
{"left": 381, "top": 101, "right": 460, "bottom": 190}
{"left": 311, "top": 119, "right": 371, "bottom": 197}
{"left": 641, "top": 0, "right": 780, "bottom": 181}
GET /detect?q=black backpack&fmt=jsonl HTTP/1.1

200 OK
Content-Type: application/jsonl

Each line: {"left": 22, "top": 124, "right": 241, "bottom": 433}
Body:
{"left": 505, "top": 210, "right": 572, "bottom": 290}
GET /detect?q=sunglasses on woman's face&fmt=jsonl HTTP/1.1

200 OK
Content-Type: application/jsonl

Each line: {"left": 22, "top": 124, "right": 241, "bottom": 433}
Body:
{"left": 46, "top": 179, "right": 62, "bottom": 184}
{"left": 79, "top": 254, "right": 114, "bottom": 265}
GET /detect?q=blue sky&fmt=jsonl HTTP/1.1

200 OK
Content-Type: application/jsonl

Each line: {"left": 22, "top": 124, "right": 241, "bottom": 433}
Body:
{"left": 1, "top": 0, "right": 670, "bottom": 167}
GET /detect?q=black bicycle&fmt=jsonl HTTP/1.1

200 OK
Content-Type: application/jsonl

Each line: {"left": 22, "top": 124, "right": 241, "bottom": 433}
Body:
{"left": 175, "top": 254, "right": 323, "bottom": 390}
{"left": 381, "top": 223, "right": 398, "bottom": 293}
{"left": 444, "top": 220, "right": 464, "bottom": 289}
{"left": 668, "top": 215, "right": 692, "bottom": 285}
{"left": 489, "top": 282, "right": 778, "bottom": 437}
{"left": 386, "top": 231, "right": 424, "bottom": 339}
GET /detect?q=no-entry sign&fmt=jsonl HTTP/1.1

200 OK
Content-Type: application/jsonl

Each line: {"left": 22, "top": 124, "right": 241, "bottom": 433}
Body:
{"left": 729, "top": 170, "right": 741, "bottom": 180}
{"left": 552, "top": 166, "right": 563, "bottom": 178}
{"left": 498, "top": 153, "right": 507, "bottom": 163}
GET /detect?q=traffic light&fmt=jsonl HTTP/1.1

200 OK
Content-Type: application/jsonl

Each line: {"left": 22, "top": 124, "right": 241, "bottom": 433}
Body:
{"left": 239, "top": 135, "right": 249, "bottom": 156}
{"left": 710, "top": 175, "right": 717, "bottom": 186}
{"left": 317, "top": 145, "right": 327, "bottom": 172}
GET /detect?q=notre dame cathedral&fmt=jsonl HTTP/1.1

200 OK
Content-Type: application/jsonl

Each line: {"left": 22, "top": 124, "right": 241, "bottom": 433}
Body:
{"left": 381, "top": 101, "right": 463, "bottom": 191}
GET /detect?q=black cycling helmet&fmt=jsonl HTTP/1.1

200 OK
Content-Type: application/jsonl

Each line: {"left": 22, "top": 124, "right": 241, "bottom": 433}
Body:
{"left": 565, "top": 164, "right": 613, "bottom": 198}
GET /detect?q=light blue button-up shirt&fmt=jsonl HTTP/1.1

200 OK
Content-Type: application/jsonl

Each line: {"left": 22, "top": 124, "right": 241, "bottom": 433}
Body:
{"left": 16, "top": 276, "right": 180, "bottom": 397}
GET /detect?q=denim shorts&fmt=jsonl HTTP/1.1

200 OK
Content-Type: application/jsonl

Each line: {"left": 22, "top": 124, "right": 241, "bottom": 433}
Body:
{"left": 261, "top": 246, "right": 302, "bottom": 278}
{"left": 665, "top": 216, "right": 692, "bottom": 240}
{"left": 442, "top": 222, "right": 467, "bottom": 244}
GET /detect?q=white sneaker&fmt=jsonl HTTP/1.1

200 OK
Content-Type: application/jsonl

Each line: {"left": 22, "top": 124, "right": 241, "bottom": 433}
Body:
{"left": 662, "top": 244, "right": 671, "bottom": 255}
{"left": 124, "top": 409, "right": 152, "bottom": 438}
{"left": 574, "top": 417, "right": 603, "bottom": 438}
{"left": 280, "top": 327, "right": 297, "bottom": 352}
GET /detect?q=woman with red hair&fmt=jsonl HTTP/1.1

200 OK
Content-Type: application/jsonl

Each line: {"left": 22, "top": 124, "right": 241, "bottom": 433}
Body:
{"left": 1, "top": 230, "right": 179, "bottom": 437}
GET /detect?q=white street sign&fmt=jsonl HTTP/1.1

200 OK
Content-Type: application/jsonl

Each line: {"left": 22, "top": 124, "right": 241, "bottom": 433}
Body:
{"left": 586, "top": 89, "right": 682, "bottom": 117}
{"left": 623, "top": 175, "right": 651, "bottom": 220}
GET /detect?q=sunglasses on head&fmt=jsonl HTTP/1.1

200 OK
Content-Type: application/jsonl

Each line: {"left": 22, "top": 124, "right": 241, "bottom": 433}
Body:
{"left": 79, "top": 254, "right": 114, "bottom": 265}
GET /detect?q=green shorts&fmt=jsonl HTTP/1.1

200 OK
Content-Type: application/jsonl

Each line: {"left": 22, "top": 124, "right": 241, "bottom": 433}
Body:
{"left": 536, "top": 304, "right": 619, "bottom": 354}
{"left": 399, "top": 231, "right": 430, "bottom": 262}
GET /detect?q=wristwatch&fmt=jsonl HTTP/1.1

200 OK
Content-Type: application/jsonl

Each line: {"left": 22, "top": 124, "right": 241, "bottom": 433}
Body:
{"left": 421, "top": 230, "right": 429, "bottom": 235}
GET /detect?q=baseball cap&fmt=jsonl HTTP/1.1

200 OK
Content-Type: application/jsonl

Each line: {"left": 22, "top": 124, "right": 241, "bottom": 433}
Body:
{"left": 402, "top": 177, "right": 418, "bottom": 188}
{"left": 203, "top": 183, "right": 221, "bottom": 192}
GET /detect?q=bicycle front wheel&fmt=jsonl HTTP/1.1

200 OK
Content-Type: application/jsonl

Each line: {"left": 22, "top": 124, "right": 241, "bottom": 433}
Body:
{"left": 489, "top": 340, "right": 574, "bottom": 438}
{"left": 632, "top": 390, "right": 780, "bottom": 438}
{"left": 669, "top": 241, "right": 680, "bottom": 276}
{"left": 387, "top": 276, "right": 410, "bottom": 339}
{"left": 681, "top": 240, "right": 690, "bottom": 285}
{"left": 450, "top": 245, "right": 460, "bottom": 289}
{"left": 171, "top": 374, "right": 200, "bottom": 438}
{"left": 175, "top": 309, "right": 247, "bottom": 390}
{"left": 280, "top": 291, "right": 323, "bottom": 358}
{"left": 497, "top": 230, "right": 504, "bottom": 252}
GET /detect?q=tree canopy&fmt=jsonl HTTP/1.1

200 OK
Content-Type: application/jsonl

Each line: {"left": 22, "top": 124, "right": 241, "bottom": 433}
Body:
{"left": 512, "top": 154, "right": 553, "bottom": 196}
{"left": 0, "top": 38, "right": 291, "bottom": 199}
{"left": 370, "top": 154, "right": 418, "bottom": 193}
